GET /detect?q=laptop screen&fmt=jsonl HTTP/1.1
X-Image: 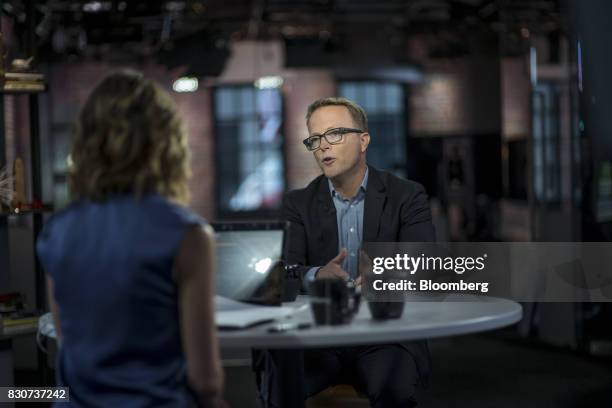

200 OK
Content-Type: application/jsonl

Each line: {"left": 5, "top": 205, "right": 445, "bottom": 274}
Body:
{"left": 212, "top": 222, "right": 287, "bottom": 301}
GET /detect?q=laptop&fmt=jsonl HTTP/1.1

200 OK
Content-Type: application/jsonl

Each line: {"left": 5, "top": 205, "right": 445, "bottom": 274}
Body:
{"left": 212, "top": 221, "right": 290, "bottom": 305}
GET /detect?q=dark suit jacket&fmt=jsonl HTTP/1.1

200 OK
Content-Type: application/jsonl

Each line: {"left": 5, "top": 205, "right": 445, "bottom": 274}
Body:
{"left": 282, "top": 165, "right": 436, "bottom": 384}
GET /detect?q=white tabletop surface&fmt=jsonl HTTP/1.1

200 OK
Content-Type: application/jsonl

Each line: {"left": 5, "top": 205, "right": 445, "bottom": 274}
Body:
{"left": 218, "top": 294, "right": 523, "bottom": 349}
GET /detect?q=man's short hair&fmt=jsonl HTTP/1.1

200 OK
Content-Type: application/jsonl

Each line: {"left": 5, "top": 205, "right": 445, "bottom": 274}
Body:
{"left": 306, "top": 97, "right": 368, "bottom": 132}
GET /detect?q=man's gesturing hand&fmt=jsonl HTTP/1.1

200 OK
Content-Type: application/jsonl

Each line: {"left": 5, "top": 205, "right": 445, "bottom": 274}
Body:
{"left": 316, "top": 248, "right": 349, "bottom": 280}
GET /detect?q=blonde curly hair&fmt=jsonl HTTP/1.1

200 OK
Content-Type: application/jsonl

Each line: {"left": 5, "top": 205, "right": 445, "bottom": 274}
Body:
{"left": 69, "top": 70, "right": 190, "bottom": 203}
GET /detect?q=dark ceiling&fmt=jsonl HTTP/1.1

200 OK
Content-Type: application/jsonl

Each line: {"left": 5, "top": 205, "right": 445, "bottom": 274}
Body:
{"left": 1, "top": 0, "right": 564, "bottom": 74}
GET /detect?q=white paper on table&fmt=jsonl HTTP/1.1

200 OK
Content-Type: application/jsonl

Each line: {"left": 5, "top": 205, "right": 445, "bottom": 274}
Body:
{"left": 215, "top": 295, "right": 297, "bottom": 329}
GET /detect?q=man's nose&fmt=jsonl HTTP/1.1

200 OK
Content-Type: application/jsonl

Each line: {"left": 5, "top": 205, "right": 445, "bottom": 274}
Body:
{"left": 319, "top": 136, "right": 331, "bottom": 150}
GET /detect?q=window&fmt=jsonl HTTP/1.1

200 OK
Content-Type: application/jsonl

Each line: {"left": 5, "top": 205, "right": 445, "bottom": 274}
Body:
{"left": 532, "top": 82, "right": 561, "bottom": 204}
{"left": 338, "top": 81, "right": 407, "bottom": 176}
{"left": 49, "top": 123, "right": 72, "bottom": 209}
{"left": 214, "top": 86, "right": 285, "bottom": 216}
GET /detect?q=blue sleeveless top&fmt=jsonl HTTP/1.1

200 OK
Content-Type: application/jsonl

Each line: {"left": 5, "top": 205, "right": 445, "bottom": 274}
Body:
{"left": 37, "top": 194, "right": 205, "bottom": 407}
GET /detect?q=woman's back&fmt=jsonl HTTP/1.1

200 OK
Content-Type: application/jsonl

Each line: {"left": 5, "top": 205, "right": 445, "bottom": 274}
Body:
{"left": 37, "top": 194, "right": 202, "bottom": 407}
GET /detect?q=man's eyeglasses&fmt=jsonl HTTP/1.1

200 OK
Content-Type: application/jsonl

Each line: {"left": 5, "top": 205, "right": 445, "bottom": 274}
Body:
{"left": 303, "top": 127, "right": 363, "bottom": 151}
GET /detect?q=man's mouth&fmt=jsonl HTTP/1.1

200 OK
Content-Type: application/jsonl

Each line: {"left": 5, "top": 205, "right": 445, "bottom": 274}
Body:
{"left": 322, "top": 157, "right": 336, "bottom": 166}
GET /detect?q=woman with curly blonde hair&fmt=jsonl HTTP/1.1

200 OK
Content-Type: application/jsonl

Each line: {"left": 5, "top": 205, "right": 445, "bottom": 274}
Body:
{"left": 37, "top": 71, "right": 225, "bottom": 407}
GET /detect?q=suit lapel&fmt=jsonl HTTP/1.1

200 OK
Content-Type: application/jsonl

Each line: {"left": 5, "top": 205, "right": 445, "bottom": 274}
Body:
{"left": 316, "top": 177, "right": 339, "bottom": 262}
{"left": 363, "top": 166, "right": 386, "bottom": 242}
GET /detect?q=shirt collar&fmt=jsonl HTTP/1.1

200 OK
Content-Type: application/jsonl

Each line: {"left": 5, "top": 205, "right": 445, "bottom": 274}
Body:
{"left": 328, "top": 166, "right": 369, "bottom": 200}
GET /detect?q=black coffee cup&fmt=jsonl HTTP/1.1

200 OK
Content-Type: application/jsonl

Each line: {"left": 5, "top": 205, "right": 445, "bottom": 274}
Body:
{"left": 308, "top": 278, "right": 360, "bottom": 325}
{"left": 368, "top": 301, "right": 404, "bottom": 320}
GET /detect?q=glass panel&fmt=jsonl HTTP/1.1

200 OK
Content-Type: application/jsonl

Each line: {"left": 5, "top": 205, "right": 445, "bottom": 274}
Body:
{"left": 53, "top": 182, "right": 69, "bottom": 209}
{"left": 257, "top": 88, "right": 281, "bottom": 114}
{"left": 216, "top": 88, "right": 234, "bottom": 119}
{"left": 240, "top": 149, "right": 259, "bottom": 175}
{"left": 532, "top": 83, "right": 561, "bottom": 203}
{"left": 240, "top": 120, "right": 259, "bottom": 144}
{"left": 363, "top": 82, "right": 378, "bottom": 112}
{"left": 339, "top": 81, "right": 406, "bottom": 173}
{"left": 385, "top": 83, "right": 402, "bottom": 113}
{"left": 214, "top": 85, "right": 285, "bottom": 213}
{"left": 242, "top": 87, "right": 255, "bottom": 115}
{"left": 258, "top": 89, "right": 282, "bottom": 142}
{"left": 52, "top": 133, "right": 71, "bottom": 174}
{"left": 339, "top": 83, "right": 357, "bottom": 102}
{"left": 532, "top": 92, "right": 544, "bottom": 201}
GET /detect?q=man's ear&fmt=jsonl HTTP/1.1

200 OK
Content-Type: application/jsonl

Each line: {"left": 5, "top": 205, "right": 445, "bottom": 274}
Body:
{"left": 360, "top": 133, "right": 371, "bottom": 153}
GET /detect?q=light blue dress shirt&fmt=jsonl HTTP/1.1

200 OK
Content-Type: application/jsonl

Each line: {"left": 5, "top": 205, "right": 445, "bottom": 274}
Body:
{"left": 305, "top": 168, "right": 369, "bottom": 282}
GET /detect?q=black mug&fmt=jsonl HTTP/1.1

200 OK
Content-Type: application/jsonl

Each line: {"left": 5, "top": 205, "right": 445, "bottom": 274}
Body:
{"left": 368, "top": 301, "right": 405, "bottom": 320}
{"left": 308, "top": 278, "right": 361, "bottom": 325}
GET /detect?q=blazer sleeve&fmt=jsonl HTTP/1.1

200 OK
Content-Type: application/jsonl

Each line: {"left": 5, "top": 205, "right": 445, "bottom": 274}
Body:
{"left": 399, "top": 183, "right": 436, "bottom": 242}
{"left": 281, "top": 192, "right": 316, "bottom": 280}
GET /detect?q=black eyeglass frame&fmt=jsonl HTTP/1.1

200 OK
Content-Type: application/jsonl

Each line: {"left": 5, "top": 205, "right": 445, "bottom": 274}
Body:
{"left": 302, "top": 127, "right": 364, "bottom": 151}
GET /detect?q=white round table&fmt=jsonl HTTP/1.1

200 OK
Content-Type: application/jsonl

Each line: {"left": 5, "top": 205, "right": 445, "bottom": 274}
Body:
{"left": 219, "top": 294, "right": 523, "bottom": 349}
{"left": 38, "top": 295, "right": 522, "bottom": 408}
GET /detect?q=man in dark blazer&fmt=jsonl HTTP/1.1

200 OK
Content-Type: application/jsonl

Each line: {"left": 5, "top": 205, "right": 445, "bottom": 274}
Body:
{"left": 282, "top": 97, "right": 435, "bottom": 408}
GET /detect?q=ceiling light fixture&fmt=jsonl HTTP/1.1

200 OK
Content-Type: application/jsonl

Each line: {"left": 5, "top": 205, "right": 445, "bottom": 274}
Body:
{"left": 254, "top": 75, "right": 283, "bottom": 89}
{"left": 82, "top": 1, "right": 112, "bottom": 13}
{"left": 172, "top": 77, "right": 199, "bottom": 92}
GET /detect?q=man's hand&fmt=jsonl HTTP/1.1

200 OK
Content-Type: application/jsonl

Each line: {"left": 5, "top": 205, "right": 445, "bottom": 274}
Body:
{"left": 316, "top": 248, "right": 349, "bottom": 280}
{"left": 354, "top": 250, "right": 373, "bottom": 289}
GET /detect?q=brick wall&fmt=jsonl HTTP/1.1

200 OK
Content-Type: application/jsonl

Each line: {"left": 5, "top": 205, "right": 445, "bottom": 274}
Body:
{"left": 45, "top": 61, "right": 215, "bottom": 218}
{"left": 410, "top": 57, "right": 502, "bottom": 136}
{"left": 501, "top": 57, "right": 531, "bottom": 140}
{"left": 410, "top": 60, "right": 470, "bottom": 135}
